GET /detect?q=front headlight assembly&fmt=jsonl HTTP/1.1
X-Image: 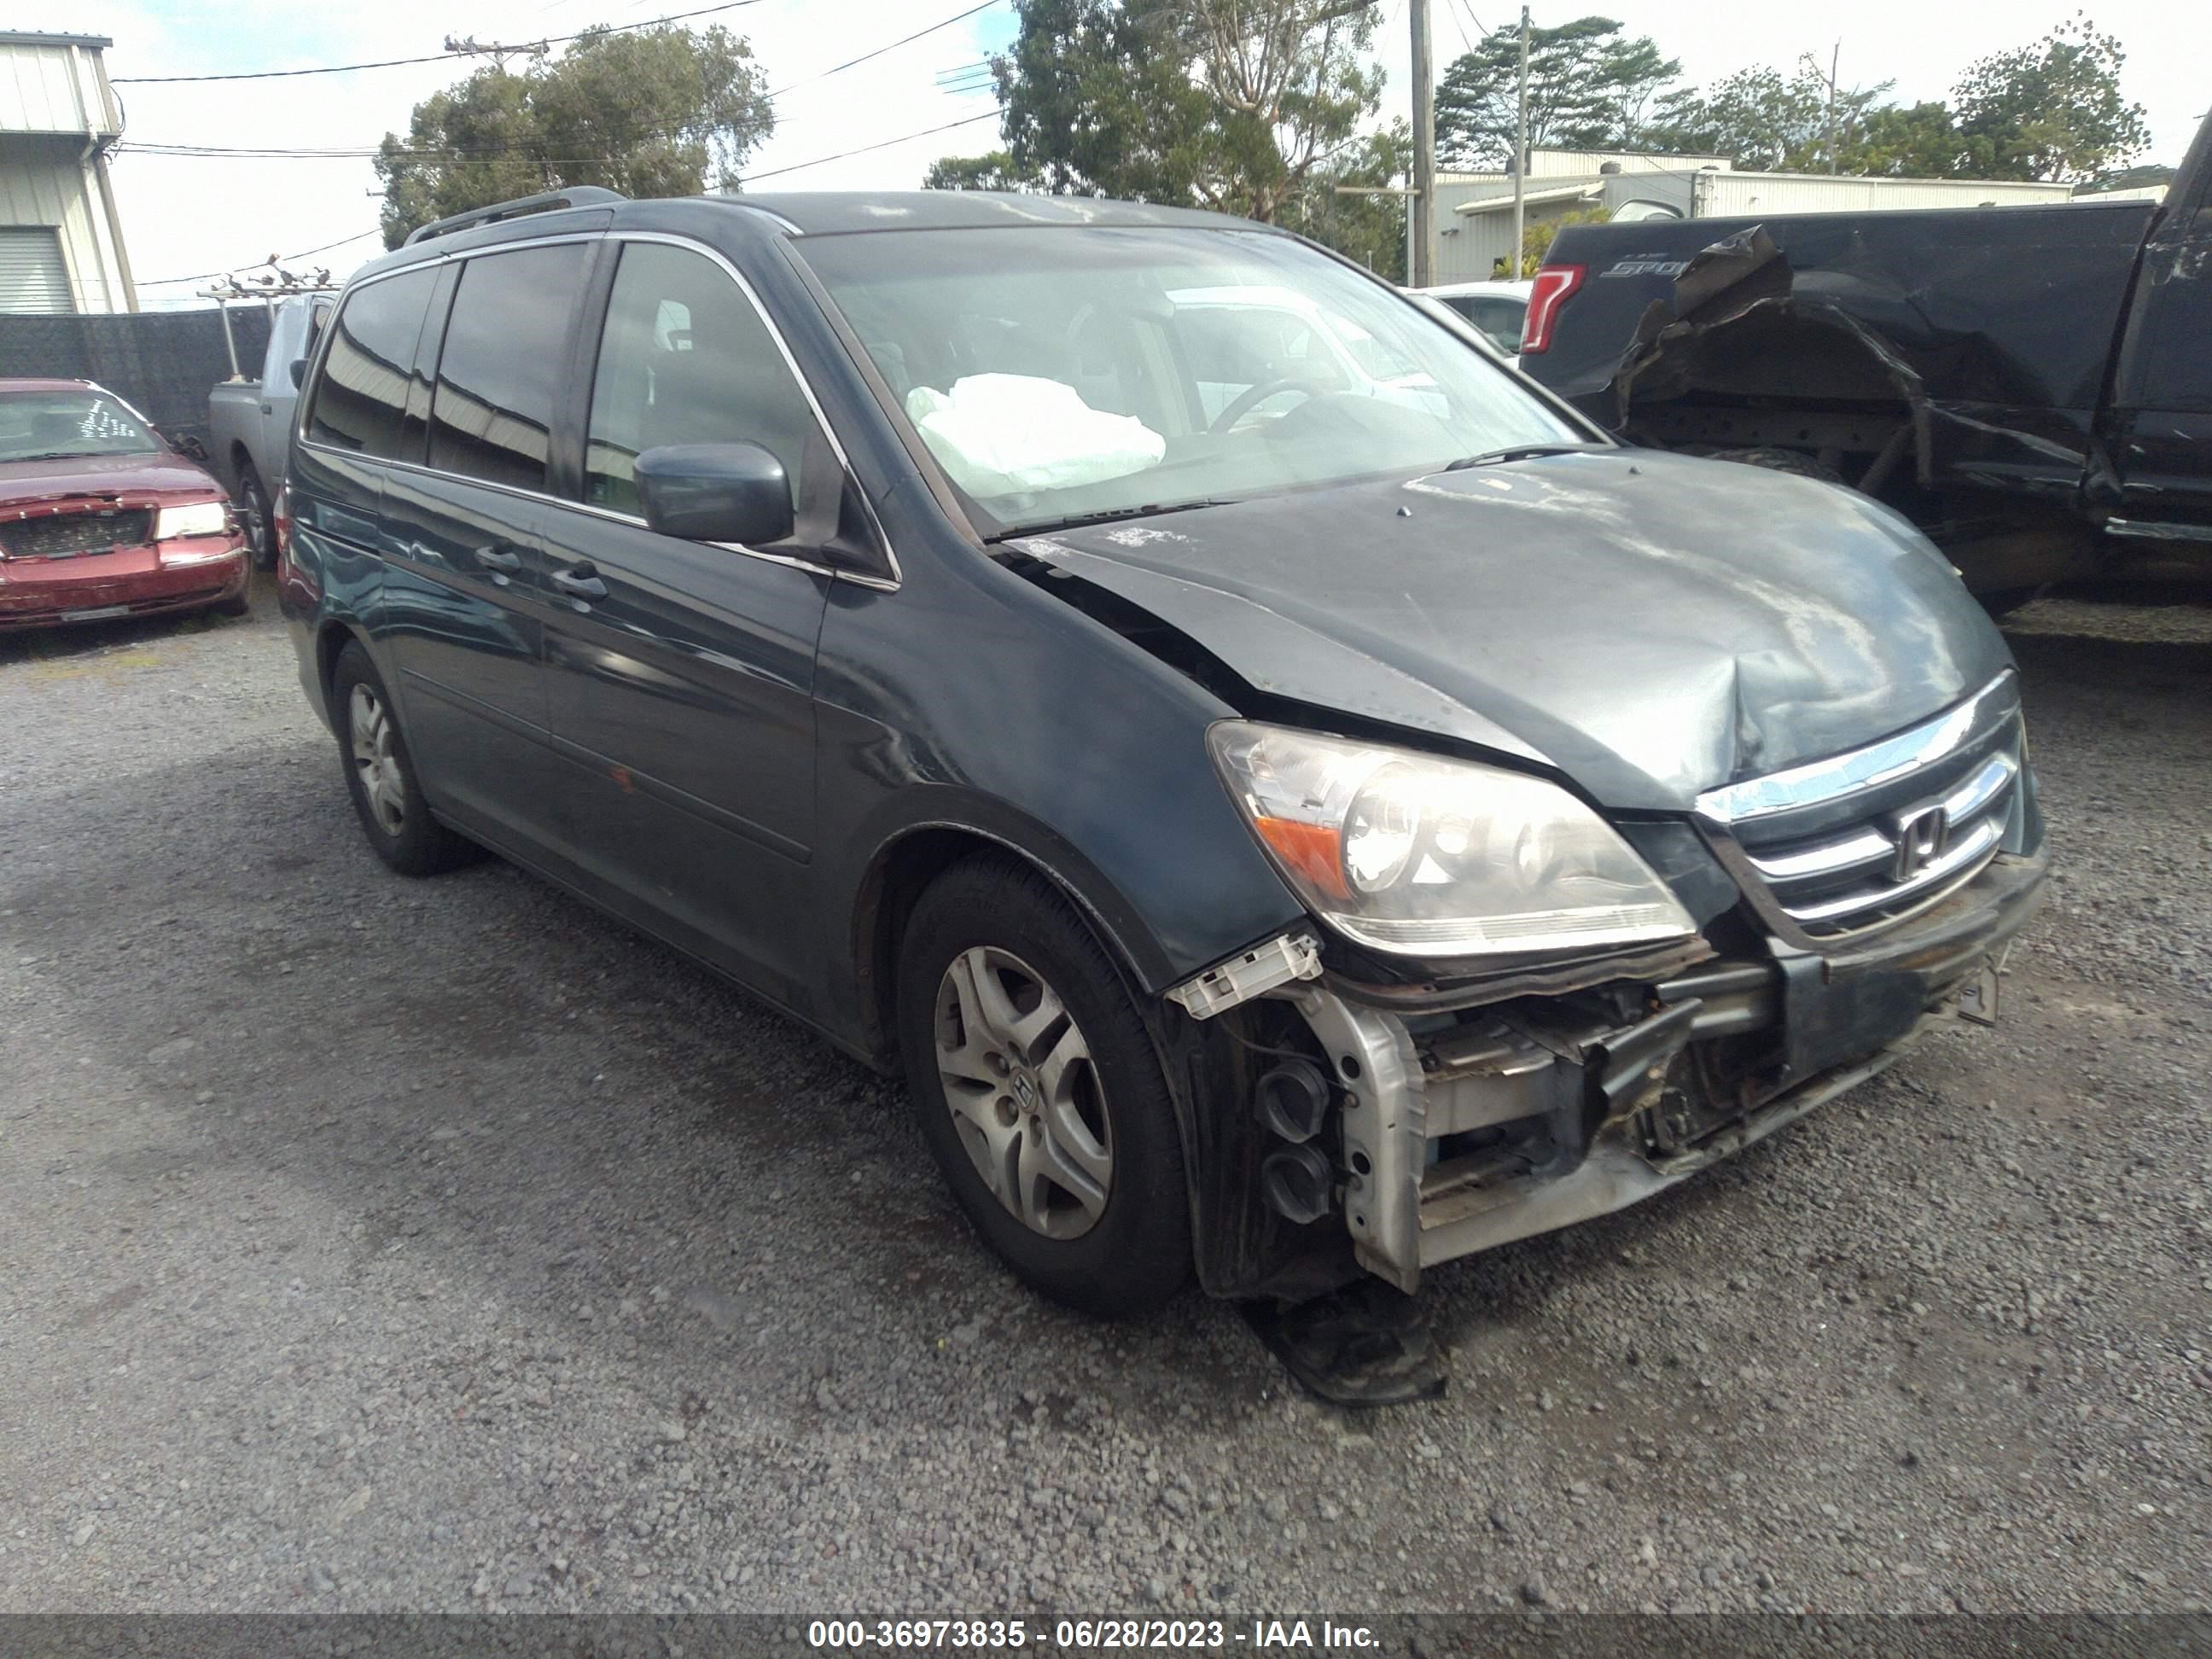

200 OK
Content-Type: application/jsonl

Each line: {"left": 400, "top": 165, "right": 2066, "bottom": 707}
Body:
{"left": 1209, "top": 721, "right": 1694, "bottom": 959}
{"left": 153, "top": 500, "right": 231, "bottom": 540}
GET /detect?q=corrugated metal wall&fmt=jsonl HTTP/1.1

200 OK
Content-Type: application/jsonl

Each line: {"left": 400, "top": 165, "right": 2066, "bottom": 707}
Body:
{"left": 1433, "top": 199, "right": 1593, "bottom": 286}
{"left": 0, "top": 138, "right": 128, "bottom": 312}
{"left": 0, "top": 38, "right": 131, "bottom": 313}
{"left": 1695, "top": 172, "right": 2074, "bottom": 215}
{"left": 0, "top": 38, "right": 122, "bottom": 137}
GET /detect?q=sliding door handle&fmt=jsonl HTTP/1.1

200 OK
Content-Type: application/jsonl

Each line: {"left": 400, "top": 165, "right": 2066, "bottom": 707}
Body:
{"left": 551, "top": 565, "right": 608, "bottom": 602}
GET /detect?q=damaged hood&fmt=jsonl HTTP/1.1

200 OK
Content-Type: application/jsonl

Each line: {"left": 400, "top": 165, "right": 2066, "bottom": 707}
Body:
{"left": 1019, "top": 451, "right": 2011, "bottom": 811}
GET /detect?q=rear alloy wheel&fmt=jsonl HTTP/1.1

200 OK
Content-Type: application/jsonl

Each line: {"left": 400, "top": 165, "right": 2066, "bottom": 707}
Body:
{"left": 330, "top": 643, "right": 481, "bottom": 876}
{"left": 349, "top": 684, "right": 407, "bottom": 838}
{"left": 236, "top": 463, "right": 276, "bottom": 571}
{"left": 897, "top": 858, "right": 1191, "bottom": 1317}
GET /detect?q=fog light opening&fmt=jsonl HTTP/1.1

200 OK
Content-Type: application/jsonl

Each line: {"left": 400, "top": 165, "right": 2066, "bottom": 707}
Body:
{"left": 1260, "top": 1144, "right": 1336, "bottom": 1225}
{"left": 1254, "top": 1058, "right": 1331, "bottom": 1143}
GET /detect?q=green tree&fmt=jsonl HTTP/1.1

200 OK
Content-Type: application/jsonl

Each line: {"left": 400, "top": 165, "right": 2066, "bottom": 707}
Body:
{"left": 1648, "top": 61, "right": 1890, "bottom": 172}
{"left": 2079, "top": 160, "right": 2176, "bottom": 194}
{"left": 1282, "top": 119, "right": 1410, "bottom": 279}
{"left": 1170, "top": 0, "right": 1387, "bottom": 222}
{"left": 1435, "top": 16, "right": 1683, "bottom": 170}
{"left": 986, "top": 0, "right": 1219, "bottom": 204}
{"left": 1505, "top": 205, "right": 1606, "bottom": 278}
{"left": 1951, "top": 13, "right": 2149, "bottom": 182}
{"left": 921, "top": 150, "right": 1042, "bottom": 191}
{"left": 375, "top": 23, "right": 773, "bottom": 248}
{"left": 928, "top": 0, "right": 1383, "bottom": 223}
{"left": 1847, "top": 102, "right": 1986, "bottom": 178}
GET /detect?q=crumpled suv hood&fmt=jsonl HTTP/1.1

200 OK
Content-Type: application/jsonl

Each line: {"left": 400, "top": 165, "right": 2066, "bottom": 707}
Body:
{"left": 1017, "top": 450, "right": 2012, "bottom": 811}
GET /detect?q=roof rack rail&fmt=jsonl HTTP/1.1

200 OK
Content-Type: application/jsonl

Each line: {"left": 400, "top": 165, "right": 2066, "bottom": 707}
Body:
{"left": 403, "top": 186, "right": 626, "bottom": 247}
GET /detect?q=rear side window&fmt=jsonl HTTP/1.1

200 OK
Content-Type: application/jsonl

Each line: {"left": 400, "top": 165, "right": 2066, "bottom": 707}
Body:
{"left": 306, "top": 269, "right": 438, "bottom": 458}
{"left": 583, "top": 242, "right": 819, "bottom": 516}
{"left": 428, "top": 244, "right": 589, "bottom": 492}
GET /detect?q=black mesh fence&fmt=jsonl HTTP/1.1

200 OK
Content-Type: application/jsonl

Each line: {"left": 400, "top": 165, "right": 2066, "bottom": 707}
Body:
{"left": 0, "top": 306, "right": 274, "bottom": 456}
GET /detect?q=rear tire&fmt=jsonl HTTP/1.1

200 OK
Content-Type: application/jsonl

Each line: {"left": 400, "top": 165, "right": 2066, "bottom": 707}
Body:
{"left": 330, "top": 643, "right": 481, "bottom": 876}
{"left": 895, "top": 857, "right": 1191, "bottom": 1318}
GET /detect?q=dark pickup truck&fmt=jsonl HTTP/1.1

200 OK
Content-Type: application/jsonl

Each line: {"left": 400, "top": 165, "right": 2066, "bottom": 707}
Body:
{"left": 1517, "top": 113, "right": 2212, "bottom": 602}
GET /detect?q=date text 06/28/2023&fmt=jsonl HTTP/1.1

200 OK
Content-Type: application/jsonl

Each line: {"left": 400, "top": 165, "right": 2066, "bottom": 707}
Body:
{"left": 806, "top": 1619, "right": 1381, "bottom": 1651}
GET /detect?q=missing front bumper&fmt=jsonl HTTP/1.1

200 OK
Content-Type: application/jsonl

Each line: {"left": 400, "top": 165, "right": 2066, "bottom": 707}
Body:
{"left": 1280, "top": 850, "right": 2046, "bottom": 1293}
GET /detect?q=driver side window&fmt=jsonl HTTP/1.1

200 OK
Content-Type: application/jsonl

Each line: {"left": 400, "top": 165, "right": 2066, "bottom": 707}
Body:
{"left": 585, "top": 242, "right": 818, "bottom": 517}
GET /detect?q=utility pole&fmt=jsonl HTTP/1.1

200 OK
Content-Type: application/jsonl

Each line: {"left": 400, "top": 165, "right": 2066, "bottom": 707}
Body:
{"left": 1509, "top": 6, "right": 1529, "bottom": 280}
{"left": 444, "top": 33, "right": 549, "bottom": 73}
{"left": 1825, "top": 42, "right": 1840, "bottom": 174}
{"left": 1409, "top": 0, "right": 1435, "bottom": 287}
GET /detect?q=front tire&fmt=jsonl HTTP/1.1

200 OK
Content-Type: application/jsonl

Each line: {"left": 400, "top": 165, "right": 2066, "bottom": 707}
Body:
{"left": 236, "top": 463, "right": 276, "bottom": 571}
{"left": 1695, "top": 445, "right": 1848, "bottom": 486}
{"left": 896, "top": 858, "right": 1191, "bottom": 1318}
{"left": 330, "top": 643, "right": 480, "bottom": 876}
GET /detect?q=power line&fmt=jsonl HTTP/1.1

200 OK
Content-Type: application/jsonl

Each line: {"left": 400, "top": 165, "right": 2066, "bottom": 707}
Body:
{"left": 768, "top": 0, "right": 1004, "bottom": 99}
{"left": 735, "top": 108, "right": 999, "bottom": 183}
{"left": 136, "top": 229, "right": 385, "bottom": 288}
{"left": 124, "top": 110, "right": 1003, "bottom": 189}
{"left": 109, "top": 0, "right": 768, "bottom": 84}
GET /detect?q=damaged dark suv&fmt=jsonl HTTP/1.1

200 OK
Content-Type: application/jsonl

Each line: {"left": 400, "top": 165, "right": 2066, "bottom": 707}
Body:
{"left": 281, "top": 186, "right": 2048, "bottom": 1320}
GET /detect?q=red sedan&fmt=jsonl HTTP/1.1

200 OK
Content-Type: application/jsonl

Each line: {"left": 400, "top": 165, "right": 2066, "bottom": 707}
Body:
{"left": 0, "top": 378, "right": 250, "bottom": 630}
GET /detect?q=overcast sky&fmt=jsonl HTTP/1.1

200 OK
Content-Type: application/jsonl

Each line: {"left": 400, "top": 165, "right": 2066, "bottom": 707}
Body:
{"left": 73, "top": 0, "right": 2209, "bottom": 308}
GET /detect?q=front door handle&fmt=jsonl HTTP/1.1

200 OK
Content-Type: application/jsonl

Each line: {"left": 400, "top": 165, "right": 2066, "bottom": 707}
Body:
{"left": 551, "top": 564, "right": 608, "bottom": 602}
{"left": 474, "top": 544, "right": 522, "bottom": 573}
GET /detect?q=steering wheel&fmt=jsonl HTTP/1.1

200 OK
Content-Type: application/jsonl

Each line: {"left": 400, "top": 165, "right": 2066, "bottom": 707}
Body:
{"left": 1208, "top": 377, "right": 1318, "bottom": 434}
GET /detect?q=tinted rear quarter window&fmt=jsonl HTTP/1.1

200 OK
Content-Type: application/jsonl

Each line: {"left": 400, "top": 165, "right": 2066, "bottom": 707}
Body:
{"left": 306, "top": 269, "right": 439, "bottom": 457}
{"left": 428, "top": 244, "right": 589, "bottom": 492}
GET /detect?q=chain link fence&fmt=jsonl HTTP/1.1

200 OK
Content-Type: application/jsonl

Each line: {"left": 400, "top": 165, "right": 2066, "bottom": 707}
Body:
{"left": 0, "top": 306, "right": 275, "bottom": 457}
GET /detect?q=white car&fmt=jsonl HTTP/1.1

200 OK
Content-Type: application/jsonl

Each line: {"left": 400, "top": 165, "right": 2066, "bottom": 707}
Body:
{"left": 1413, "top": 279, "right": 1534, "bottom": 356}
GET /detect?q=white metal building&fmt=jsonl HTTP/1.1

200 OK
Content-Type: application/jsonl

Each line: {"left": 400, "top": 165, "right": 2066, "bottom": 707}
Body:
{"left": 0, "top": 32, "right": 137, "bottom": 314}
{"left": 1429, "top": 148, "right": 2079, "bottom": 288}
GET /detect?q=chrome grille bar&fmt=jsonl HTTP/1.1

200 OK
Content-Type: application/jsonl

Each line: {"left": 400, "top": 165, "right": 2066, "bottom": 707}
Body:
{"left": 1698, "top": 673, "right": 2026, "bottom": 936}
{"left": 1695, "top": 672, "right": 2019, "bottom": 827}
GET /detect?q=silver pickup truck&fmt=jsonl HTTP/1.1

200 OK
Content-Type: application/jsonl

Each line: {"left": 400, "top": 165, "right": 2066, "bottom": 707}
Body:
{"left": 205, "top": 292, "right": 332, "bottom": 568}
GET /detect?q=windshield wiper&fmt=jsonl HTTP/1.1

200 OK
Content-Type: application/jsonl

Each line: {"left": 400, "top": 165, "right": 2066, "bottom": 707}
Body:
{"left": 1443, "top": 441, "right": 1610, "bottom": 470}
{"left": 987, "top": 497, "right": 1236, "bottom": 543}
{"left": 9, "top": 450, "right": 112, "bottom": 463}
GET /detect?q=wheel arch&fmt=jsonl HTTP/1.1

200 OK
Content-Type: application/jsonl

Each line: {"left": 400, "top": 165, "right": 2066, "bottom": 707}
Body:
{"left": 314, "top": 620, "right": 373, "bottom": 719}
{"left": 849, "top": 813, "right": 1176, "bottom": 1073}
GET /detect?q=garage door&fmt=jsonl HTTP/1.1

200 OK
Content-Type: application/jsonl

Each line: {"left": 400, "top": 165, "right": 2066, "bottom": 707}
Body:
{"left": 0, "top": 227, "right": 73, "bottom": 313}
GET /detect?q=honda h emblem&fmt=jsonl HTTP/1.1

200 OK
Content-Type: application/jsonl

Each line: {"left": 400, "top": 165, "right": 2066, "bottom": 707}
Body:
{"left": 1891, "top": 802, "right": 1951, "bottom": 882}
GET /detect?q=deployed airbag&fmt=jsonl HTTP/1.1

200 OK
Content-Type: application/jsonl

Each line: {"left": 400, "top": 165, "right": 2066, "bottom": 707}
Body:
{"left": 905, "top": 375, "right": 1165, "bottom": 497}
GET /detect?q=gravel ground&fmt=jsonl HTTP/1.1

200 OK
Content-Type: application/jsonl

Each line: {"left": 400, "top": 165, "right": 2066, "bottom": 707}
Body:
{"left": 1, "top": 580, "right": 2207, "bottom": 1618}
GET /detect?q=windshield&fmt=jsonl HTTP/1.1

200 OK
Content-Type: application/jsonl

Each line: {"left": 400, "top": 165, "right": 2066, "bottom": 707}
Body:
{"left": 0, "top": 390, "right": 159, "bottom": 463}
{"left": 799, "top": 226, "right": 1586, "bottom": 535}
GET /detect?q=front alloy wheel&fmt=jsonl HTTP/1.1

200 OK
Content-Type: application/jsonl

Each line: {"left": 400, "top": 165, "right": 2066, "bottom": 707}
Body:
{"left": 896, "top": 857, "right": 1191, "bottom": 1317}
{"left": 934, "top": 946, "right": 1114, "bottom": 1240}
{"left": 349, "top": 683, "right": 406, "bottom": 836}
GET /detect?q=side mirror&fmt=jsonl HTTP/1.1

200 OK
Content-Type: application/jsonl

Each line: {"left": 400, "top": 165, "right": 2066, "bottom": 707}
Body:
{"left": 635, "top": 442, "right": 795, "bottom": 547}
{"left": 288, "top": 358, "right": 306, "bottom": 388}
